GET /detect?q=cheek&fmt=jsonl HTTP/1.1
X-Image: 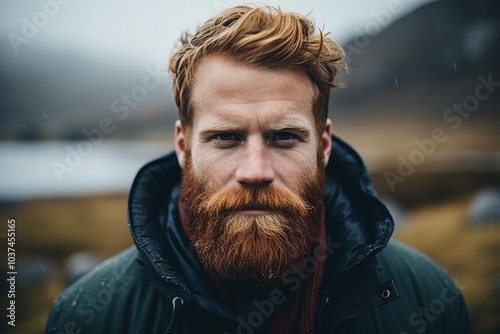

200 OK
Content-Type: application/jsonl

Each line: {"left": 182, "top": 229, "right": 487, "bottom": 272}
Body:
{"left": 272, "top": 151, "right": 319, "bottom": 189}
{"left": 190, "top": 147, "right": 236, "bottom": 187}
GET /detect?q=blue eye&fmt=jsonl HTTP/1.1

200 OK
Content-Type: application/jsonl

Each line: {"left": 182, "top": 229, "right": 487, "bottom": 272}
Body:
{"left": 272, "top": 132, "right": 295, "bottom": 141}
{"left": 268, "top": 132, "right": 299, "bottom": 148}
{"left": 210, "top": 133, "right": 242, "bottom": 148}
{"left": 217, "top": 133, "right": 238, "bottom": 141}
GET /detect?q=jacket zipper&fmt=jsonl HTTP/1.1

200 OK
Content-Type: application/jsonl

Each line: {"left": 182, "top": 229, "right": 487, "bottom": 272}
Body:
{"left": 315, "top": 246, "right": 376, "bottom": 333}
{"left": 164, "top": 297, "right": 184, "bottom": 334}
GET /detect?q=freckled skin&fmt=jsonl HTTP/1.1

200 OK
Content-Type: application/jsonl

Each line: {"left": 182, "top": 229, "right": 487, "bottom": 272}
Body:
{"left": 175, "top": 54, "right": 332, "bottom": 196}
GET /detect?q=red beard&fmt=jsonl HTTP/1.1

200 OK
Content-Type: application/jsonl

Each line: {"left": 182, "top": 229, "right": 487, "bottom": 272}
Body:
{"left": 180, "top": 153, "right": 325, "bottom": 286}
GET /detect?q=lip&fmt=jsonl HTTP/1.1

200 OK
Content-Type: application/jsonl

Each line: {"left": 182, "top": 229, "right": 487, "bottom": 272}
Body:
{"left": 236, "top": 209, "right": 272, "bottom": 215}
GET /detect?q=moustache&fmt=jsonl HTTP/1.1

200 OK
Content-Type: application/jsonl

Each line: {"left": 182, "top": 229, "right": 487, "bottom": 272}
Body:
{"left": 196, "top": 186, "right": 313, "bottom": 219}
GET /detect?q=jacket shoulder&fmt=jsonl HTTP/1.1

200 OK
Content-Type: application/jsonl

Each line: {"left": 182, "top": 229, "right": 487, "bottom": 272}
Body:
{"left": 339, "top": 241, "right": 474, "bottom": 333}
{"left": 377, "top": 240, "right": 451, "bottom": 283}
{"left": 45, "top": 247, "right": 170, "bottom": 334}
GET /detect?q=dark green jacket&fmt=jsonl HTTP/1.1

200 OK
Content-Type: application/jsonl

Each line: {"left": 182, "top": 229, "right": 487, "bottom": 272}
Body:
{"left": 46, "top": 136, "right": 474, "bottom": 334}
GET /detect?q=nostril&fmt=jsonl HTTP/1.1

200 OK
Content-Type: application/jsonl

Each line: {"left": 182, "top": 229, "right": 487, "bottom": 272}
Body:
{"left": 235, "top": 166, "right": 275, "bottom": 186}
{"left": 238, "top": 178, "right": 273, "bottom": 188}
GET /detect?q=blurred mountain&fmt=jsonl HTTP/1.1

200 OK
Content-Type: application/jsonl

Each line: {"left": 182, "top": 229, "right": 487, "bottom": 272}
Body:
{"left": 0, "top": 46, "right": 177, "bottom": 141}
{"left": 331, "top": 0, "right": 500, "bottom": 124}
{"left": 0, "top": 0, "right": 499, "bottom": 141}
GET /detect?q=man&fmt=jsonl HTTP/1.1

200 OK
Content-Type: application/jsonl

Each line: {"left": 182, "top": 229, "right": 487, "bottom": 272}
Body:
{"left": 46, "top": 5, "right": 473, "bottom": 334}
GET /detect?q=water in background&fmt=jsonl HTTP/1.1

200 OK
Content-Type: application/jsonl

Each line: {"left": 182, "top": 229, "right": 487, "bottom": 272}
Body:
{"left": 0, "top": 140, "right": 171, "bottom": 201}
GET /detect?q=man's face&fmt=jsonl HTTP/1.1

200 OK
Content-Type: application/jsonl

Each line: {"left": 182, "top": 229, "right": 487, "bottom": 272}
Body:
{"left": 175, "top": 54, "right": 332, "bottom": 286}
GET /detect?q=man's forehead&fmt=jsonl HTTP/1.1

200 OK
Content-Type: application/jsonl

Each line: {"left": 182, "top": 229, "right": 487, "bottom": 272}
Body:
{"left": 190, "top": 55, "right": 315, "bottom": 107}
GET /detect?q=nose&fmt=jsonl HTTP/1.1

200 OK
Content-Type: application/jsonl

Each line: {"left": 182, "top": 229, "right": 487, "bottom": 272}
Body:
{"left": 235, "top": 138, "right": 275, "bottom": 187}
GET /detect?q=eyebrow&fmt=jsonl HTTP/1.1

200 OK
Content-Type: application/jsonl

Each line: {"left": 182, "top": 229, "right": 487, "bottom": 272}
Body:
{"left": 266, "top": 124, "right": 310, "bottom": 138}
{"left": 199, "top": 128, "right": 241, "bottom": 140}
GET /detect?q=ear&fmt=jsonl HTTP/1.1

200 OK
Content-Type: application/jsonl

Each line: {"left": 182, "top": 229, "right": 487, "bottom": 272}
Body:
{"left": 174, "top": 120, "right": 186, "bottom": 169}
{"left": 321, "top": 119, "right": 332, "bottom": 167}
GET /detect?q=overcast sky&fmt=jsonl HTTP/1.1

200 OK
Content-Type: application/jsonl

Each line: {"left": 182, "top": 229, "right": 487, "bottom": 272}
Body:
{"left": 1, "top": 0, "right": 437, "bottom": 65}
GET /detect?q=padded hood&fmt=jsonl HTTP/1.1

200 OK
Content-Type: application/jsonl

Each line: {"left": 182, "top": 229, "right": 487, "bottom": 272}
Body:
{"left": 127, "top": 135, "right": 394, "bottom": 317}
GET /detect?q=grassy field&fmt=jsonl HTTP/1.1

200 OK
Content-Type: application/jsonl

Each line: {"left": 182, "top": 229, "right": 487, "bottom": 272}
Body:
{"left": 394, "top": 197, "right": 500, "bottom": 333}
{"left": 0, "top": 195, "right": 133, "bottom": 334}
{"left": 0, "top": 186, "right": 498, "bottom": 333}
